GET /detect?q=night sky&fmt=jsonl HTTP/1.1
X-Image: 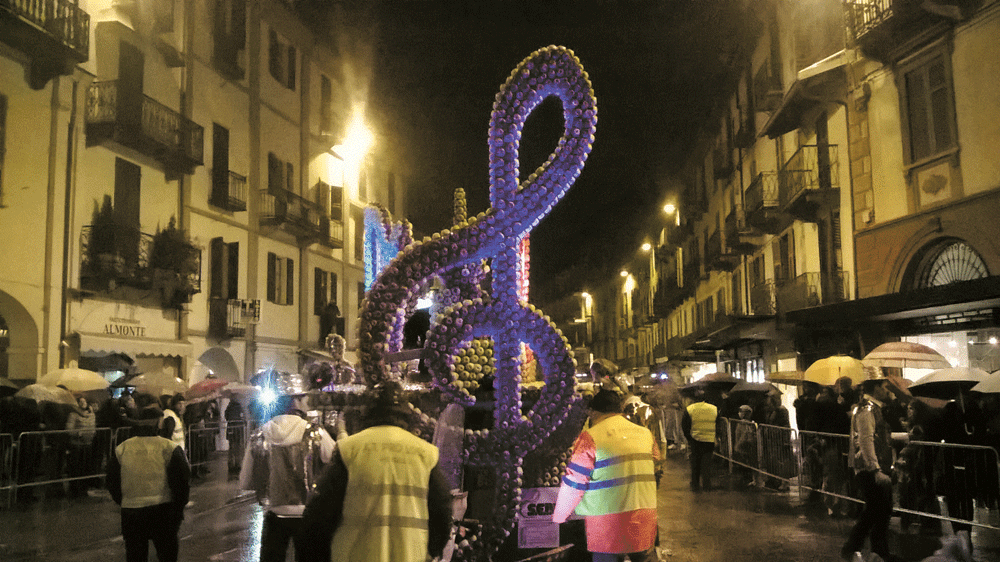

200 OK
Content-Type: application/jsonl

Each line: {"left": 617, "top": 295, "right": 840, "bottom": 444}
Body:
{"left": 335, "top": 0, "right": 756, "bottom": 303}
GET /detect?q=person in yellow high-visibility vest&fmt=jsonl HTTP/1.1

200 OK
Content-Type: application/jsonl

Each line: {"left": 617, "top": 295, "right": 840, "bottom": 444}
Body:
{"left": 553, "top": 389, "right": 661, "bottom": 562}
{"left": 682, "top": 389, "right": 718, "bottom": 491}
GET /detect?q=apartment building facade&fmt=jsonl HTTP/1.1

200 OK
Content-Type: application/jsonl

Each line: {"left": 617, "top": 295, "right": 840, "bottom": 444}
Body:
{"left": 602, "top": 0, "right": 1000, "bottom": 382}
{"left": 0, "top": 0, "right": 406, "bottom": 384}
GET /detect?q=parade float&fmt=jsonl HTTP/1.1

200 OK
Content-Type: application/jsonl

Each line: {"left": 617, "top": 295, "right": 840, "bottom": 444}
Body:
{"left": 264, "top": 45, "right": 598, "bottom": 561}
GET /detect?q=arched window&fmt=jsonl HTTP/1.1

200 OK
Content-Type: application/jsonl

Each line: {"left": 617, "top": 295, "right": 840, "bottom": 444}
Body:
{"left": 915, "top": 240, "right": 988, "bottom": 289}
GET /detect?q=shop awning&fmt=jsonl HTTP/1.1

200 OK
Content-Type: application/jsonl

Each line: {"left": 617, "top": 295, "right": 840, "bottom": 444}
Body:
{"left": 762, "top": 50, "right": 849, "bottom": 139}
{"left": 786, "top": 276, "right": 1000, "bottom": 326}
{"left": 76, "top": 331, "right": 192, "bottom": 358}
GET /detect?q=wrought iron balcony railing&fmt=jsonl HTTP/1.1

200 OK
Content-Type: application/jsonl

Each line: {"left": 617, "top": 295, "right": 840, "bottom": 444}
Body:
{"left": 778, "top": 144, "right": 839, "bottom": 220}
{"left": 844, "top": 0, "right": 969, "bottom": 62}
{"left": 1, "top": 0, "right": 89, "bottom": 88}
{"left": 745, "top": 171, "right": 780, "bottom": 213}
{"left": 85, "top": 81, "right": 205, "bottom": 178}
{"left": 211, "top": 170, "right": 247, "bottom": 212}
{"left": 749, "top": 281, "right": 777, "bottom": 316}
{"left": 208, "top": 297, "right": 260, "bottom": 339}
{"left": 79, "top": 224, "right": 201, "bottom": 306}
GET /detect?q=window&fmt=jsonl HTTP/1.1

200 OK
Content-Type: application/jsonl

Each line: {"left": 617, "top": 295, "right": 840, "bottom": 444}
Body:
{"left": 901, "top": 52, "right": 955, "bottom": 165}
{"left": 352, "top": 206, "right": 364, "bottom": 262}
{"left": 267, "top": 152, "right": 294, "bottom": 193}
{"left": 268, "top": 28, "right": 296, "bottom": 90}
{"left": 314, "top": 268, "right": 338, "bottom": 315}
{"left": 266, "top": 252, "right": 294, "bottom": 305}
{"left": 320, "top": 74, "right": 333, "bottom": 134}
{"left": 0, "top": 93, "right": 6, "bottom": 207}
{"left": 210, "top": 237, "right": 239, "bottom": 299}
{"left": 773, "top": 232, "right": 795, "bottom": 282}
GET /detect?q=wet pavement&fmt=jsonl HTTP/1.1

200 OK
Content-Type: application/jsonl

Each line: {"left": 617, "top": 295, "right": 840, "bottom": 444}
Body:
{"left": 1, "top": 449, "right": 998, "bottom": 561}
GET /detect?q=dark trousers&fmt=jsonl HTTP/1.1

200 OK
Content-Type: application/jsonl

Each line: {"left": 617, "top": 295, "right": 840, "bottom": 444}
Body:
{"left": 592, "top": 547, "right": 654, "bottom": 562}
{"left": 688, "top": 439, "right": 715, "bottom": 490}
{"left": 261, "top": 510, "right": 302, "bottom": 562}
{"left": 843, "top": 471, "right": 893, "bottom": 558}
{"left": 121, "top": 503, "right": 183, "bottom": 562}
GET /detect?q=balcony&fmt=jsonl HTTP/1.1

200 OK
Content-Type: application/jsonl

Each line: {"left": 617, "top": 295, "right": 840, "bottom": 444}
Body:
{"left": 261, "top": 187, "right": 342, "bottom": 248}
{"left": 683, "top": 258, "right": 702, "bottom": 289}
{"left": 85, "top": 81, "right": 205, "bottom": 179}
{"left": 744, "top": 172, "right": 791, "bottom": 234}
{"left": 705, "top": 230, "right": 739, "bottom": 272}
{"left": 724, "top": 206, "right": 764, "bottom": 254}
{"left": 778, "top": 270, "right": 852, "bottom": 312}
{"left": 653, "top": 278, "right": 687, "bottom": 318}
{"left": 778, "top": 144, "right": 839, "bottom": 221}
{"left": 210, "top": 170, "right": 247, "bottom": 212}
{"left": 749, "top": 281, "right": 777, "bottom": 316}
{"left": 0, "top": 0, "right": 89, "bottom": 89}
{"left": 209, "top": 297, "right": 260, "bottom": 340}
{"left": 845, "top": 0, "right": 973, "bottom": 63}
{"left": 713, "top": 146, "right": 734, "bottom": 179}
{"left": 80, "top": 223, "right": 202, "bottom": 307}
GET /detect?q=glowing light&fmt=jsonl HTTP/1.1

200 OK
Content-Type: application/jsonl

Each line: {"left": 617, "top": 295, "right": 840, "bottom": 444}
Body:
{"left": 416, "top": 295, "right": 434, "bottom": 309}
{"left": 663, "top": 204, "right": 676, "bottom": 214}
{"left": 641, "top": 242, "right": 652, "bottom": 252}
{"left": 339, "top": 110, "right": 374, "bottom": 165}
{"left": 620, "top": 269, "right": 628, "bottom": 277}
{"left": 624, "top": 274, "right": 635, "bottom": 293}
{"left": 990, "top": 336, "right": 997, "bottom": 345}
{"left": 258, "top": 387, "right": 277, "bottom": 405}
{"left": 949, "top": 340, "right": 958, "bottom": 348}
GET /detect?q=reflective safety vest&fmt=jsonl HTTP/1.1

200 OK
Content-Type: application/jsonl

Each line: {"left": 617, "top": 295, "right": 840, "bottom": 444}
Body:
{"left": 160, "top": 409, "right": 185, "bottom": 450}
{"left": 573, "top": 415, "right": 657, "bottom": 517}
{"left": 687, "top": 401, "right": 717, "bottom": 444}
{"left": 330, "top": 425, "right": 438, "bottom": 562}
{"left": 115, "top": 436, "right": 179, "bottom": 509}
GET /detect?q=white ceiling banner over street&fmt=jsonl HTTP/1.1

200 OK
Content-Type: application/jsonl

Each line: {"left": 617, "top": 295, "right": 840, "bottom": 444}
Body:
{"left": 77, "top": 331, "right": 192, "bottom": 358}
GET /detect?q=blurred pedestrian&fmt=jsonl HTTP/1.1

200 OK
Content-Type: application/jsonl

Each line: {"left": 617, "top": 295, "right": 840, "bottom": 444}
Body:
{"left": 682, "top": 389, "right": 718, "bottom": 491}
{"left": 107, "top": 405, "right": 190, "bottom": 562}
{"left": 67, "top": 395, "right": 97, "bottom": 497}
{"left": 840, "top": 377, "right": 903, "bottom": 562}
{"left": 297, "top": 382, "right": 452, "bottom": 562}
{"left": 240, "top": 393, "right": 335, "bottom": 562}
{"left": 225, "top": 397, "right": 245, "bottom": 476}
{"left": 159, "top": 394, "right": 186, "bottom": 451}
{"left": 734, "top": 405, "right": 756, "bottom": 486}
{"left": 552, "top": 389, "right": 660, "bottom": 562}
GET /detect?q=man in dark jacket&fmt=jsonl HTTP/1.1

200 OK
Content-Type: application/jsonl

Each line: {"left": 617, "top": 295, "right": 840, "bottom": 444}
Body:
{"left": 297, "top": 382, "right": 452, "bottom": 562}
{"left": 107, "top": 405, "right": 190, "bottom": 562}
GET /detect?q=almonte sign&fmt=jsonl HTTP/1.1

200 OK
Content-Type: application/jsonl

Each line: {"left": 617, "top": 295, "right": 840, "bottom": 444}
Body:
{"left": 104, "top": 317, "right": 147, "bottom": 338}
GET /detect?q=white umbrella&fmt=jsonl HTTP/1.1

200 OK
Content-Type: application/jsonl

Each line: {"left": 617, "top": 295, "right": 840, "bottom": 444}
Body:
{"left": 908, "top": 367, "right": 991, "bottom": 401}
{"left": 37, "top": 360, "right": 110, "bottom": 392}
{"left": 15, "top": 383, "right": 77, "bottom": 406}
{"left": 129, "top": 373, "right": 189, "bottom": 396}
{"left": 970, "top": 370, "right": 1000, "bottom": 394}
{"left": 862, "top": 342, "right": 952, "bottom": 370}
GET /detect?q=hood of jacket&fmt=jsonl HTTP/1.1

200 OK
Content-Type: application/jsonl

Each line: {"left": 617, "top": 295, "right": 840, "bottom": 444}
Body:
{"left": 262, "top": 414, "right": 309, "bottom": 447}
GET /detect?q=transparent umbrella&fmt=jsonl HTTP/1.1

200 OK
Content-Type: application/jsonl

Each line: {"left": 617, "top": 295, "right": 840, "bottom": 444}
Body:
{"left": 862, "top": 342, "right": 952, "bottom": 370}
{"left": 130, "top": 373, "right": 189, "bottom": 396}
{"left": 38, "top": 360, "right": 110, "bottom": 392}
{"left": 15, "top": 383, "right": 77, "bottom": 406}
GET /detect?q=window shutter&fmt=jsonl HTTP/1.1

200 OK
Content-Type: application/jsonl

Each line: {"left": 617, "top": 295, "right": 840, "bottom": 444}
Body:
{"left": 210, "top": 237, "right": 224, "bottom": 298}
{"left": 330, "top": 272, "right": 338, "bottom": 305}
{"left": 267, "top": 252, "right": 276, "bottom": 302}
{"left": 314, "top": 268, "right": 325, "bottom": 314}
{"left": 227, "top": 241, "right": 239, "bottom": 299}
{"left": 285, "top": 161, "right": 294, "bottom": 193}
{"left": 286, "top": 258, "right": 295, "bottom": 305}
{"left": 287, "top": 45, "right": 296, "bottom": 90}
{"left": 267, "top": 152, "right": 281, "bottom": 193}
{"left": 269, "top": 29, "right": 281, "bottom": 82}
{"left": 232, "top": 0, "right": 246, "bottom": 48}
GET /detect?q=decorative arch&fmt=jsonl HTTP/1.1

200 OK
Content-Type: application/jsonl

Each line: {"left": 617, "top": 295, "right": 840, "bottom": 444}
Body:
{"left": 900, "top": 237, "right": 989, "bottom": 291}
{"left": 0, "top": 289, "right": 40, "bottom": 380}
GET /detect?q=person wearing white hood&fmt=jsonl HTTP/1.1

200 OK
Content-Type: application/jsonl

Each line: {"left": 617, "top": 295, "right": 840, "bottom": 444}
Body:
{"left": 239, "top": 393, "right": 335, "bottom": 562}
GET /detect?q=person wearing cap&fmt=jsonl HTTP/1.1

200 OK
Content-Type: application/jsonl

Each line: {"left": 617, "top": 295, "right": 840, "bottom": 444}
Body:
{"left": 107, "top": 405, "right": 190, "bottom": 562}
{"left": 552, "top": 389, "right": 661, "bottom": 562}
{"left": 840, "top": 377, "right": 903, "bottom": 562}
{"left": 239, "top": 393, "right": 335, "bottom": 562}
{"left": 297, "top": 381, "right": 453, "bottom": 562}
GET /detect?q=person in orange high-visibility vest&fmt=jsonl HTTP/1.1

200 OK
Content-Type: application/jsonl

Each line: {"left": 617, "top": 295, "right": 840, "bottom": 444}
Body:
{"left": 553, "top": 389, "right": 661, "bottom": 562}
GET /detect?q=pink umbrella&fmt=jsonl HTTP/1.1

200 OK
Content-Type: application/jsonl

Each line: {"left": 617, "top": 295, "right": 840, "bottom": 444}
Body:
{"left": 862, "top": 342, "right": 952, "bottom": 370}
{"left": 186, "top": 377, "right": 228, "bottom": 399}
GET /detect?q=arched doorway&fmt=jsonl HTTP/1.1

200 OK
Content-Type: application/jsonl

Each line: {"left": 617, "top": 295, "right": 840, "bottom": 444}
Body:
{"left": 0, "top": 290, "right": 39, "bottom": 381}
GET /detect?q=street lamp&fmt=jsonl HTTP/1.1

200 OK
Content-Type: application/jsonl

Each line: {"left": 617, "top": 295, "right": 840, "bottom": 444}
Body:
{"left": 663, "top": 203, "right": 676, "bottom": 215}
{"left": 641, "top": 242, "right": 652, "bottom": 252}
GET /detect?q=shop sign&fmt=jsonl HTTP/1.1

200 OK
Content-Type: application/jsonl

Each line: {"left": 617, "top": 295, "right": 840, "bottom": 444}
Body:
{"left": 103, "top": 317, "right": 147, "bottom": 338}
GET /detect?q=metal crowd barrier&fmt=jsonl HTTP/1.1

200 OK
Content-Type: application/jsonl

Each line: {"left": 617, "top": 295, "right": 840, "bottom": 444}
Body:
{"left": 717, "top": 417, "right": 1000, "bottom": 531}
{"left": 1, "top": 420, "right": 254, "bottom": 508}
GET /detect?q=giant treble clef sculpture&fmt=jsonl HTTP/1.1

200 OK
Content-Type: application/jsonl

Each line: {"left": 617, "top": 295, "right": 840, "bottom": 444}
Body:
{"left": 358, "top": 45, "right": 597, "bottom": 559}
